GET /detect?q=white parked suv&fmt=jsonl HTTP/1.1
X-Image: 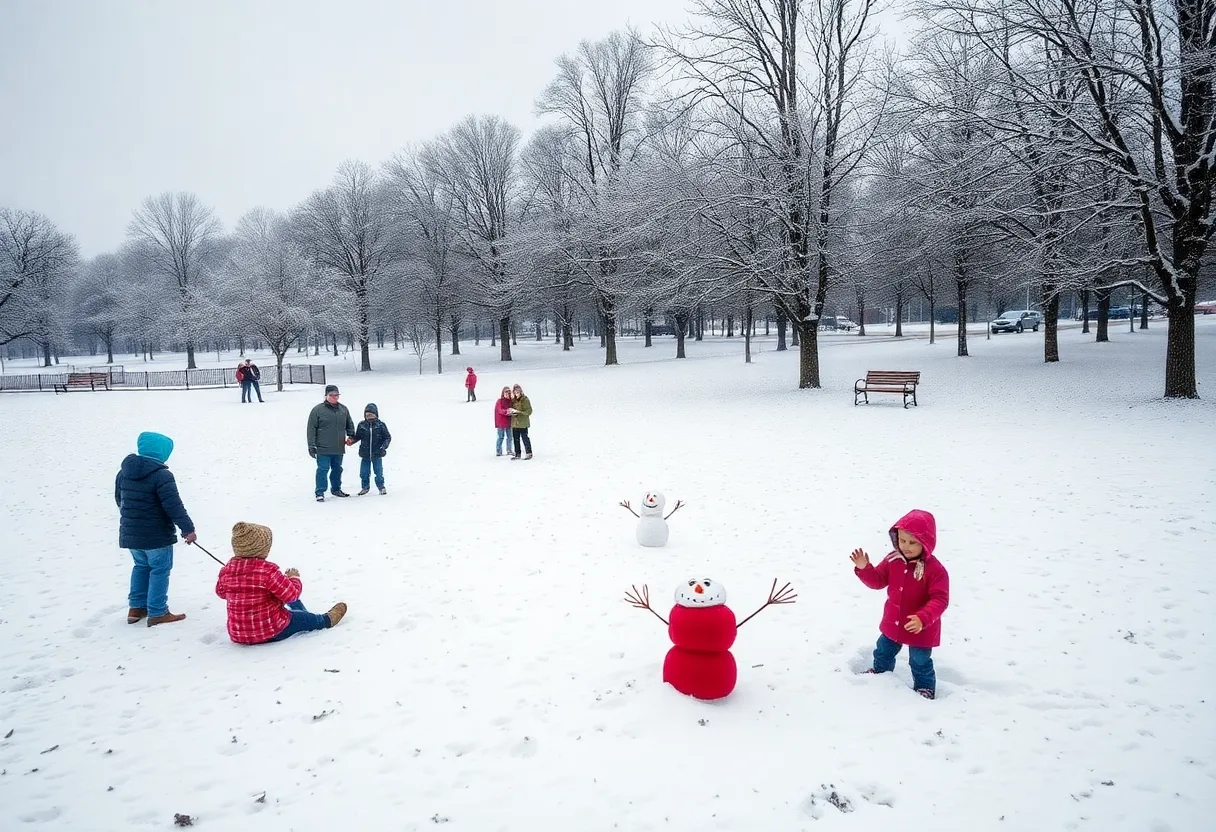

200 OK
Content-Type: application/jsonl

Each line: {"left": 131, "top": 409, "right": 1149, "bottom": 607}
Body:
{"left": 991, "top": 309, "right": 1042, "bottom": 334}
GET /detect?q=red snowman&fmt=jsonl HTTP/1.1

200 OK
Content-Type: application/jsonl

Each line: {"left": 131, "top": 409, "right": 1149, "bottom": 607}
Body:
{"left": 625, "top": 578, "right": 796, "bottom": 700}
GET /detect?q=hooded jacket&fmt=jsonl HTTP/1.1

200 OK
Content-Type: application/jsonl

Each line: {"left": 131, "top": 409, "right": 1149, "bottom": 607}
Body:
{"left": 352, "top": 403, "right": 392, "bottom": 459}
{"left": 854, "top": 509, "right": 949, "bottom": 648}
{"left": 114, "top": 434, "right": 195, "bottom": 549}
{"left": 509, "top": 393, "right": 533, "bottom": 429}
{"left": 465, "top": 368, "right": 477, "bottom": 389}
{"left": 494, "top": 394, "right": 512, "bottom": 429}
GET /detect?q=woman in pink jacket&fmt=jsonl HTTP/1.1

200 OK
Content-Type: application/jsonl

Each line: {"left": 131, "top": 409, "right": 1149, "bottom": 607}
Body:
{"left": 493, "top": 386, "right": 513, "bottom": 456}
{"left": 850, "top": 508, "right": 950, "bottom": 699}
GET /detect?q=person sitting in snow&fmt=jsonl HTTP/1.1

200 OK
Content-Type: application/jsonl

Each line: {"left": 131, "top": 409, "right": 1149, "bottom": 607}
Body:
{"left": 465, "top": 366, "right": 477, "bottom": 402}
{"left": 851, "top": 509, "right": 949, "bottom": 699}
{"left": 348, "top": 402, "right": 391, "bottom": 495}
{"left": 215, "top": 521, "right": 347, "bottom": 644}
{"left": 115, "top": 431, "right": 197, "bottom": 627}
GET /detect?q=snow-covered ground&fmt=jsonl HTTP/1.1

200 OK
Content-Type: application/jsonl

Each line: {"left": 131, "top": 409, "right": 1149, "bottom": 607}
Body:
{"left": 1, "top": 319, "right": 1213, "bottom": 831}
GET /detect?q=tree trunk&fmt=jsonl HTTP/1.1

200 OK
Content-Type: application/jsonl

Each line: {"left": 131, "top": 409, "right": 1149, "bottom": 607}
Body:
{"left": 1043, "top": 290, "right": 1061, "bottom": 363}
{"left": 644, "top": 310, "right": 653, "bottom": 348}
{"left": 955, "top": 274, "right": 970, "bottom": 357}
{"left": 435, "top": 322, "right": 444, "bottom": 375}
{"left": 535, "top": 323, "right": 542, "bottom": 341}
{"left": 1164, "top": 296, "right": 1198, "bottom": 398}
{"left": 602, "top": 297, "right": 619, "bottom": 366}
{"left": 41, "top": 341, "right": 51, "bottom": 367}
{"left": 1080, "top": 288, "right": 1091, "bottom": 334}
{"left": 450, "top": 315, "right": 462, "bottom": 355}
{"left": 775, "top": 306, "right": 788, "bottom": 351}
{"left": 674, "top": 311, "right": 688, "bottom": 358}
{"left": 275, "top": 351, "right": 286, "bottom": 392}
{"left": 562, "top": 318, "right": 573, "bottom": 351}
{"left": 1140, "top": 289, "right": 1149, "bottom": 330}
{"left": 498, "top": 316, "right": 512, "bottom": 361}
{"left": 894, "top": 292, "right": 904, "bottom": 337}
{"left": 743, "top": 304, "right": 753, "bottom": 364}
{"left": 796, "top": 321, "right": 819, "bottom": 388}
{"left": 1095, "top": 288, "right": 1112, "bottom": 342}
{"left": 185, "top": 343, "right": 197, "bottom": 370}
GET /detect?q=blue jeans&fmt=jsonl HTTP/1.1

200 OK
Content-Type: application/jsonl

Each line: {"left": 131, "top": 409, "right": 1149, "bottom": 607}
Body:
{"left": 496, "top": 427, "right": 511, "bottom": 454}
{"left": 873, "top": 633, "right": 936, "bottom": 693}
{"left": 360, "top": 457, "right": 384, "bottom": 489}
{"left": 315, "top": 454, "right": 344, "bottom": 495}
{"left": 128, "top": 546, "right": 174, "bottom": 617}
{"left": 242, "top": 379, "right": 263, "bottom": 402}
{"left": 267, "top": 599, "right": 331, "bottom": 642}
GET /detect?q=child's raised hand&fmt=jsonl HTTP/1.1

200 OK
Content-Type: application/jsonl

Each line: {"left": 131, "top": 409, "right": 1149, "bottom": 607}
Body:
{"left": 285, "top": 567, "right": 300, "bottom": 578}
{"left": 850, "top": 548, "right": 870, "bottom": 569}
{"left": 904, "top": 615, "right": 923, "bottom": 634}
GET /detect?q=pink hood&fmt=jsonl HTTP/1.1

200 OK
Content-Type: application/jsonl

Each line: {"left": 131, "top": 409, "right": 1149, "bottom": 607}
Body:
{"left": 889, "top": 509, "right": 937, "bottom": 557}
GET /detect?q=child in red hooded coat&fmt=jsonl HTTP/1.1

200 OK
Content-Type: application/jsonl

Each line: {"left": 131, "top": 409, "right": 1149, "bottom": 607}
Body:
{"left": 851, "top": 509, "right": 949, "bottom": 699}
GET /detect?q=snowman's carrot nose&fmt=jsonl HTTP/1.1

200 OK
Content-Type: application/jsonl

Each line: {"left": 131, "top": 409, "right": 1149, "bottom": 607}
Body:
{"left": 694, "top": 584, "right": 704, "bottom": 594}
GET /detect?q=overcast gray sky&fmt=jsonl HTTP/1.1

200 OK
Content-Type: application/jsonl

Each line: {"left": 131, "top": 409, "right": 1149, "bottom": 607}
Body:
{"left": 1, "top": 0, "right": 699, "bottom": 256}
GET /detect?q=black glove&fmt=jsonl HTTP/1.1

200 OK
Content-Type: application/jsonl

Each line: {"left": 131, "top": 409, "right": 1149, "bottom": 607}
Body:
{"left": 308, "top": 448, "right": 317, "bottom": 458}
{"left": 379, "top": 448, "right": 388, "bottom": 457}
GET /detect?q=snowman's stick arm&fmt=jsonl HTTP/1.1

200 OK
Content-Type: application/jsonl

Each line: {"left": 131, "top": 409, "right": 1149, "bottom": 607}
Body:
{"left": 736, "top": 579, "right": 798, "bottom": 628}
{"left": 619, "top": 499, "right": 639, "bottom": 518}
{"left": 624, "top": 584, "right": 669, "bottom": 625}
{"left": 663, "top": 500, "right": 685, "bottom": 520}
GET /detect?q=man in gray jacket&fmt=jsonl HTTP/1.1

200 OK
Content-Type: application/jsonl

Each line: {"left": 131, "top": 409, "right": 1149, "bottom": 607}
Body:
{"left": 306, "top": 384, "right": 355, "bottom": 501}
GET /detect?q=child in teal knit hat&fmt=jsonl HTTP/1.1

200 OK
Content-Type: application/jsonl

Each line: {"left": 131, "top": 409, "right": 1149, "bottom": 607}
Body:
{"left": 115, "top": 431, "right": 197, "bottom": 626}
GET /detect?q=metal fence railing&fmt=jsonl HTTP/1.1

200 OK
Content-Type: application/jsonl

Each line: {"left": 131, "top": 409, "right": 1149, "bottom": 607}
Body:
{"left": 0, "top": 363, "right": 327, "bottom": 393}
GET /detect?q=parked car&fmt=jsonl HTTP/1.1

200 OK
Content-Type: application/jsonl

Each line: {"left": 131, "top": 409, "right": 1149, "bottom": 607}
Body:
{"left": 820, "top": 316, "right": 857, "bottom": 331}
{"left": 991, "top": 310, "right": 1042, "bottom": 334}
{"left": 1196, "top": 300, "right": 1216, "bottom": 315}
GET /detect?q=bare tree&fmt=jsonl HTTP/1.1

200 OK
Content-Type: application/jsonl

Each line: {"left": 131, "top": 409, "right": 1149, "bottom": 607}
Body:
{"left": 293, "top": 160, "right": 396, "bottom": 372}
{"left": 537, "top": 28, "right": 654, "bottom": 365}
{"left": 73, "top": 253, "right": 129, "bottom": 363}
{"left": 384, "top": 148, "right": 463, "bottom": 371}
{"left": 0, "top": 209, "right": 78, "bottom": 354}
{"left": 923, "top": 0, "right": 1215, "bottom": 396}
{"left": 656, "top": 0, "right": 884, "bottom": 388}
{"left": 426, "top": 115, "right": 524, "bottom": 361}
{"left": 125, "top": 192, "right": 221, "bottom": 369}
{"left": 225, "top": 207, "right": 322, "bottom": 389}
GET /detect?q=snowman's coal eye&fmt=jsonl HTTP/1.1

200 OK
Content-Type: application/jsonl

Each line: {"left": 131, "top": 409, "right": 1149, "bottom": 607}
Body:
{"left": 687, "top": 580, "right": 695, "bottom": 586}
{"left": 704, "top": 580, "right": 711, "bottom": 585}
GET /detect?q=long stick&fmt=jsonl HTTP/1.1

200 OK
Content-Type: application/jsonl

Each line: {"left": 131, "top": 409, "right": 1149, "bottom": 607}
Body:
{"left": 190, "top": 540, "right": 226, "bottom": 566}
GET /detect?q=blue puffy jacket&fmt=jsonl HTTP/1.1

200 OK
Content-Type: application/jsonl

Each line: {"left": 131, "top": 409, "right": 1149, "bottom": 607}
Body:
{"left": 114, "top": 454, "right": 195, "bottom": 549}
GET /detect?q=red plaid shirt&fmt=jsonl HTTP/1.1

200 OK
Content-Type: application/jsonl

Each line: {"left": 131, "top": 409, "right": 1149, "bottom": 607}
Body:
{"left": 215, "top": 558, "right": 302, "bottom": 644}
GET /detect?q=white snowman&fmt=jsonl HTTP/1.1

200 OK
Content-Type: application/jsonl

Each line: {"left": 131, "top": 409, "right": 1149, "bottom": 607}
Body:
{"left": 619, "top": 491, "right": 685, "bottom": 547}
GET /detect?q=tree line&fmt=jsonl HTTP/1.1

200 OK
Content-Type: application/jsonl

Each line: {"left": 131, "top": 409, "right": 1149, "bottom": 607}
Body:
{"left": 2, "top": 0, "right": 1211, "bottom": 396}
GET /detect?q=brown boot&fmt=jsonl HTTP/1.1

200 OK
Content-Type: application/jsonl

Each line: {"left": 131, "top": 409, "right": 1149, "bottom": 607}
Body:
{"left": 326, "top": 603, "right": 347, "bottom": 628}
{"left": 146, "top": 612, "right": 186, "bottom": 627}
{"left": 127, "top": 607, "right": 147, "bottom": 624}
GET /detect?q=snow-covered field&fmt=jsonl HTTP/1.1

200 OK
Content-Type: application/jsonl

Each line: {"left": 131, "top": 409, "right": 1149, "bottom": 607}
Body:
{"left": 1, "top": 320, "right": 1213, "bottom": 831}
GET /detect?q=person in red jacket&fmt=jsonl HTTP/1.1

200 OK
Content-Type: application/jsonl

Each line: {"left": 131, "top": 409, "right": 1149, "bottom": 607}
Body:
{"left": 493, "top": 385, "right": 513, "bottom": 455}
{"left": 465, "top": 366, "right": 477, "bottom": 401}
{"left": 851, "top": 509, "right": 949, "bottom": 699}
{"left": 215, "top": 521, "right": 347, "bottom": 644}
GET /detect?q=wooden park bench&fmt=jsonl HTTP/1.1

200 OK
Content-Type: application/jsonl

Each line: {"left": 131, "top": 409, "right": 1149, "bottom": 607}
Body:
{"left": 854, "top": 370, "right": 920, "bottom": 408}
{"left": 53, "top": 372, "right": 111, "bottom": 394}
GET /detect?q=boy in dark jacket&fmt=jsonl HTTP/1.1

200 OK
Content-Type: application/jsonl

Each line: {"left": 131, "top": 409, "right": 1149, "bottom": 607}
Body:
{"left": 114, "top": 431, "right": 197, "bottom": 626}
{"left": 349, "top": 402, "right": 391, "bottom": 495}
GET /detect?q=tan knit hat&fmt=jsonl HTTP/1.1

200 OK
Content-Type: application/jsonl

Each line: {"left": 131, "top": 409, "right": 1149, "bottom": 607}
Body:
{"left": 231, "top": 521, "right": 273, "bottom": 559}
